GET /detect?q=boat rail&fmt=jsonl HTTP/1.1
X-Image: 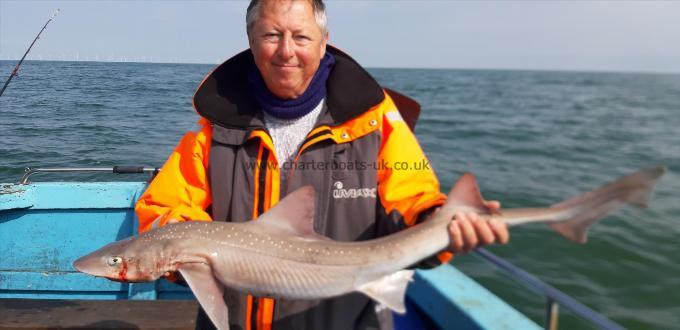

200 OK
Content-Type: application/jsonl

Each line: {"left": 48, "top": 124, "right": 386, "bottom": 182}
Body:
{"left": 474, "top": 248, "right": 623, "bottom": 330}
{"left": 19, "top": 166, "right": 160, "bottom": 184}
{"left": 10, "top": 167, "right": 625, "bottom": 329}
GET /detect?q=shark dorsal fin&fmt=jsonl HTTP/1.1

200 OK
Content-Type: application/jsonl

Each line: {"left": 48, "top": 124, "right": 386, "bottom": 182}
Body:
{"left": 446, "top": 173, "right": 491, "bottom": 213}
{"left": 255, "top": 186, "right": 325, "bottom": 239}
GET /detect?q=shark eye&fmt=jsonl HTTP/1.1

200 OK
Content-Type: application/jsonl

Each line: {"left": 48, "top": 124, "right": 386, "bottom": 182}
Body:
{"left": 107, "top": 256, "right": 123, "bottom": 266}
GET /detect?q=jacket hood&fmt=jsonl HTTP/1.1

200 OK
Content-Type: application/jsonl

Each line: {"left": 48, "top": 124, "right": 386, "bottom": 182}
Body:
{"left": 192, "top": 46, "right": 385, "bottom": 129}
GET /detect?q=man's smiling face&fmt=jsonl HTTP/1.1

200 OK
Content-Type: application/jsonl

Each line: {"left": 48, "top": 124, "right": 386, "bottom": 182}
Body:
{"left": 249, "top": 0, "right": 328, "bottom": 100}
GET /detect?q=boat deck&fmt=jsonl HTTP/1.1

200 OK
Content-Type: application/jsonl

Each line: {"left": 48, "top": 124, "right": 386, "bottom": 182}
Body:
{"left": 0, "top": 299, "right": 198, "bottom": 329}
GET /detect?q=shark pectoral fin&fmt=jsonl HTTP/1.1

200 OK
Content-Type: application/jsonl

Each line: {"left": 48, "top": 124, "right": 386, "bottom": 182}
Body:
{"left": 178, "top": 263, "right": 229, "bottom": 330}
{"left": 357, "top": 270, "right": 415, "bottom": 314}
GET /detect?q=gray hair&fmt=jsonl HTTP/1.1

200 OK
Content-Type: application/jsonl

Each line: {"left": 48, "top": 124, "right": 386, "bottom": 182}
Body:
{"left": 246, "top": 0, "right": 328, "bottom": 36}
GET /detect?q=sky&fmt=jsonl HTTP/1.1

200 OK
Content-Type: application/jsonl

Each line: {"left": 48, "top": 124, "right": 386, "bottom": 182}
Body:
{"left": 1, "top": 0, "right": 679, "bottom": 73}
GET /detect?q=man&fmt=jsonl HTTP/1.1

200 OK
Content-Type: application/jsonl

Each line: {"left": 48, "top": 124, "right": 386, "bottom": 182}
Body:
{"left": 135, "top": 0, "right": 509, "bottom": 329}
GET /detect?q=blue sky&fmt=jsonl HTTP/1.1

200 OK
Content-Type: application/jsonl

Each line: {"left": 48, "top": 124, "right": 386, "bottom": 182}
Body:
{"left": 1, "top": 1, "right": 679, "bottom": 73}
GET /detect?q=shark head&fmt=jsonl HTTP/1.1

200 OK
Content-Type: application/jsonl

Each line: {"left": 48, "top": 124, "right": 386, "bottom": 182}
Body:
{"left": 73, "top": 234, "right": 170, "bottom": 283}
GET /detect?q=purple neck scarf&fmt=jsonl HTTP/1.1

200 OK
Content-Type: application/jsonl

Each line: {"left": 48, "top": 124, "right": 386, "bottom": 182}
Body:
{"left": 248, "top": 53, "right": 335, "bottom": 120}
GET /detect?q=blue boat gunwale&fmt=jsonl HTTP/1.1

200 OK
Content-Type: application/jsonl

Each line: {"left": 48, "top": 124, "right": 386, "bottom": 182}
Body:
{"left": 0, "top": 181, "right": 541, "bottom": 329}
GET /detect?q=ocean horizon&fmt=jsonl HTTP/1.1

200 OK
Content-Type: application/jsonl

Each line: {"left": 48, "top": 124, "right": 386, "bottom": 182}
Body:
{"left": 1, "top": 59, "right": 678, "bottom": 329}
{"left": 3, "top": 59, "right": 680, "bottom": 76}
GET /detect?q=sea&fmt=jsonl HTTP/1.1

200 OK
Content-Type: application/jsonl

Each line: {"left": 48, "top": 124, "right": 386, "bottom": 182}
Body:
{"left": 1, "top": 60, "right": 679, "bottom": 329}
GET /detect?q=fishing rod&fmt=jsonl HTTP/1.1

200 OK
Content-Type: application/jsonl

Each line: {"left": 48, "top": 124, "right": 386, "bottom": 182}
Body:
{"left": 0, "top": 9, "right": 60, "bottom": 98}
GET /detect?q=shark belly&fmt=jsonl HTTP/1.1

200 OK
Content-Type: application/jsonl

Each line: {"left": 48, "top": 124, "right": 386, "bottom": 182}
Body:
{"left": 211, "top": 249, "right": 361, "bottom": 300}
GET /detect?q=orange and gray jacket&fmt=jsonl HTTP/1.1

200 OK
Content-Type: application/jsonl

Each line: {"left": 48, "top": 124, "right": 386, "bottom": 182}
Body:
{"left": 135, "top": 46, "right": 449, "bottom": 330}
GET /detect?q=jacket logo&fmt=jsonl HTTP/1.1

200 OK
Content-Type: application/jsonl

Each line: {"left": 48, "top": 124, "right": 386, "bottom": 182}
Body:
{"left": 332, "top": 181, "right": 376, "bottom": 199}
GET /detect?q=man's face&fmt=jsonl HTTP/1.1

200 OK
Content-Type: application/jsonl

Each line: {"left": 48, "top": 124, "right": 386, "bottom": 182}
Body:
{"left": 249, "top": 0, "right": 328, "bottom": 100}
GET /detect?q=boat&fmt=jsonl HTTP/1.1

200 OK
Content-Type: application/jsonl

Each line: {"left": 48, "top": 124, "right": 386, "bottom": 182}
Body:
{"left": 0, "top": 167, "right": 623, "bottom": 329}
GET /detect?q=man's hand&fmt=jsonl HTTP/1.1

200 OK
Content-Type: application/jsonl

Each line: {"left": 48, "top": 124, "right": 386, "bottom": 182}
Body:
{"left": 447, "top": 201, "right": 509, "bottom": 254}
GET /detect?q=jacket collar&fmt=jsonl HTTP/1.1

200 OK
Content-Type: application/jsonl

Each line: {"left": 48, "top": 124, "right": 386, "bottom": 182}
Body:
{"left": 192, "top": 45, "right": 385, "bottom": 130}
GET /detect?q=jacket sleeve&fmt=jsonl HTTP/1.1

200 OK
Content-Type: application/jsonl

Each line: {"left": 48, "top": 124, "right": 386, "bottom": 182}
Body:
{"left": 377, "top": 93, "right": 453, "bottom": 264}
{"left": 135, "top": 118, "right": 213, "bottom": 233}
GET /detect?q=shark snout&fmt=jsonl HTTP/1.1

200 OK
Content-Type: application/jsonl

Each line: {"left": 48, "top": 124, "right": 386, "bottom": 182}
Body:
{"left": 72, "top": 253, "right": 104, "bottom": 277}
{"left": 73, "top": 259, "right": 82, "bottom": 272}
{"left": 72, "top": 256, "right": 87, "bottom": 273}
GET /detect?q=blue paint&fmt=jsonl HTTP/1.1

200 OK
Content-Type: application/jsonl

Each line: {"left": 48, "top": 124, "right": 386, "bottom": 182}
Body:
{"left": 408, "top": 266, "right": 541, "bottom": 329}
{"left": 0, "top": 184, "right": 33, "bottom": 210}
{"left": 0, "top": 181, "right": 540, "bottom": 328}
{"left": 1, "top": 290, "right": 128, "bottom": 300}
{"left": 0, "top": 182, "right": 147, "bottom": 210}
{"left": 0, "top": 271, "right": 125, "bottom": 291}
{"left": 0, "top": 182, "right": 193, "bottom": 300}
{"left": 128, "top": 282, "right": 158, "bottom": 300}
{"left": 1, "top": 210, "right": 134, "bottom": 271}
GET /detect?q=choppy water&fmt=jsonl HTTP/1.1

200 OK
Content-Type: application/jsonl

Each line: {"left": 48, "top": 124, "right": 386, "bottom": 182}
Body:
{"left": 1, "top": 60, "right": 679, "bottom": 329}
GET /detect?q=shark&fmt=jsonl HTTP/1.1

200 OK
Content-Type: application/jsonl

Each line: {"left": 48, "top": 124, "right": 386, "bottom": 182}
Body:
{"left": 73, "top": 167, "right": 665, "bottom": 330}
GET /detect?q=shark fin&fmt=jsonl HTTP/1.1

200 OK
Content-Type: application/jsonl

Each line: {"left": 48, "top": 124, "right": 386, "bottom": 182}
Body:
{"left": 548, "top": 202, "right": 614, "bottom": 243}
{"left": 255, "top": 186, "right": 328, "bottom": 240}
{"left": 178, "top": 263, "right": 229, "bottom": 330}
{"left": 357, "top": 270, "right": 414, "bottom": 314}
{"left": 444, "top": 173, "right": 492, "bottom": 213}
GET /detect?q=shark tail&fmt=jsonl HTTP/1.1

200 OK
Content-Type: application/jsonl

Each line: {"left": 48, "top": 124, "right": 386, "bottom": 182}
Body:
{"left": 547, "top": 166, "right": 665, "bottom": 244}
